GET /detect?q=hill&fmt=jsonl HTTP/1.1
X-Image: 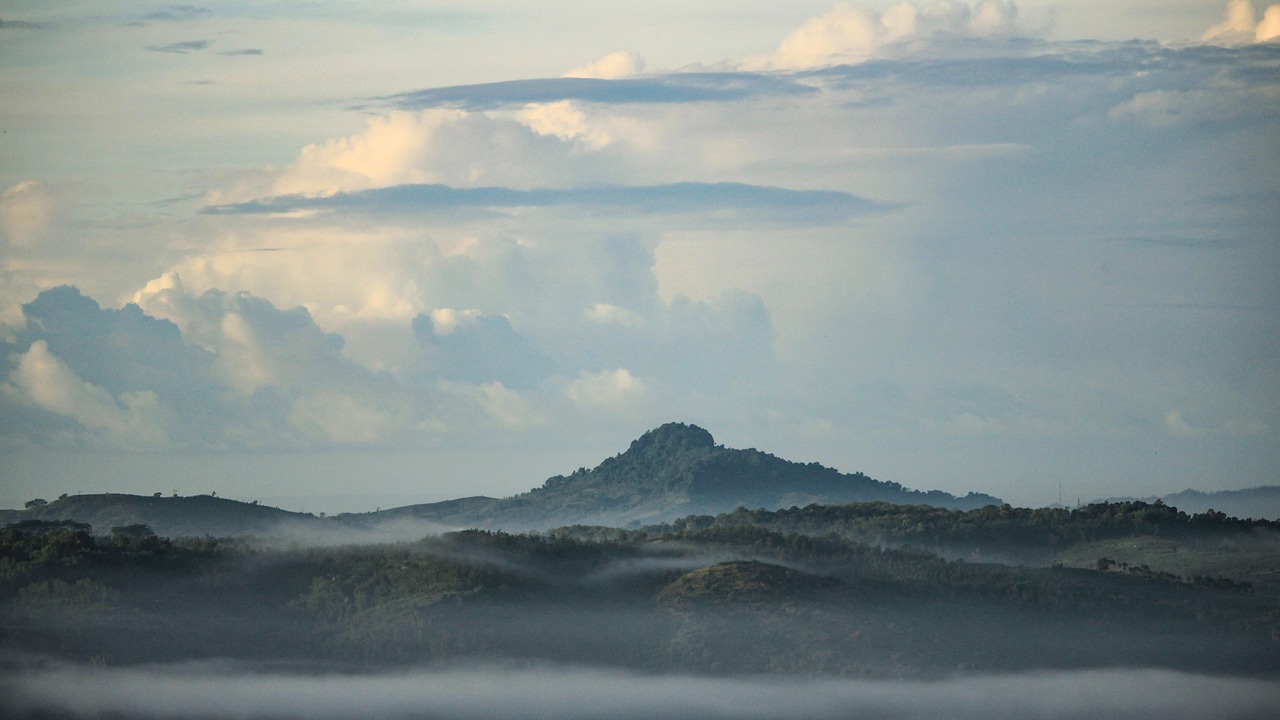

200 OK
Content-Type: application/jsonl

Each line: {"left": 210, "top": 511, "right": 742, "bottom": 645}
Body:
{"left": 1095, "top": 486, "right": 1280, "bottom": 521}
{"left": 0, "top": 493, "right": 322, "bottom": 538}
{"left": 2, "top": 423, "right": 1000, "bottom": 537}
{"left": 353, "top": 422, "right": 1001, "bottom": 530}
{"left": 1160, "top": 487, "right": 1280, "bottom": 521}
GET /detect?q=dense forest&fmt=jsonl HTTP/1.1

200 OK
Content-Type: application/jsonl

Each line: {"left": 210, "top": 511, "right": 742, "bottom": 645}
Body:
{"left": 2, "top": 502, "right": 1277, "bottom": 679}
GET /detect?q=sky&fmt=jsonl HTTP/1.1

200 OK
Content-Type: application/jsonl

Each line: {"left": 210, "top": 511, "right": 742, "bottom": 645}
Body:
{"left": 1, "top": 1, "right": 1277, "bottom": 513}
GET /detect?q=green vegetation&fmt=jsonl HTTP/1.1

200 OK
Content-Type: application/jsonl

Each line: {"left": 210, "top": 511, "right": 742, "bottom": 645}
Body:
{"left": 3, "top": 507, "right": 1276, "bottom": 677}
{"left": 349, "top": 423, "right": 1002, "bottom": 530}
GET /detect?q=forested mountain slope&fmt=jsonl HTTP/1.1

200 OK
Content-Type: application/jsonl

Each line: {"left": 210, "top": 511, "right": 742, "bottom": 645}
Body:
{"left": 359, "top": 423, "right": 1001, "bottom": 530}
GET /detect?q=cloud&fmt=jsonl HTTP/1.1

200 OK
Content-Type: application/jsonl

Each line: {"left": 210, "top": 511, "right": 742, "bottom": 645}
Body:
{"left": 411, "top": 310, "right": 556, "bottom": 390}
{"left": 210, "top": 109, "right": 606, "bottom": 200}
{"left": 4, "top": 663, "right": 1279, "bottom": 720}
{"left": 371, "top": 73, "right": 816, "bottom": 112}
{"left": 1164, "top": 410, "right": 1200, "bottom": 438}
{"left": 754, "top": 1, "right": 1022, "bottom": 70}
{"left": 3, "top": 340, "right": 170, "bottom": 447}
{"left": 1, "top": 283, "right": 424, "bottom": 450}
{"left": 1201, "top": 1, "right": 1280, "bottom": 44}
{"left": 1, "top": 181, "right": 56, "bottom": 247}
{"left": 142, "top": 5, "right": 211, "bottom": 23}
{"left": 1261, "top": 6, "right": 1280, "bottom": 41}
{"left": 563, "top": 368, "right": 649, "bottom": 419}
{"left": 0, "top": 17, "right": 40, "bottom": 29}
{"left": 469, "top": 381, "right": 547, "bottom": 430}
{"left": 564, "top": 50, "right": 646, "bottom": 79}
{"left": 202, "top": 182, "right": 882, "bottom": 225}
{"left": 1106, "top": 89, "right": 1218, "bottom": 128}
{"left": 219, "top": 48, "right": 264, "bottom": 56}
{"left": 147, "top": 39, "right": 211, "bottom": 53}
{"left": 517, "top": 101, "right": 615, "bottom": 149}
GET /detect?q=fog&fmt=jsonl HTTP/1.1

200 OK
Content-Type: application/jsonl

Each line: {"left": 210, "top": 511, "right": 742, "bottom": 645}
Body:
{"left": 4, "top": 662, "right": 1277, "bottom": 720}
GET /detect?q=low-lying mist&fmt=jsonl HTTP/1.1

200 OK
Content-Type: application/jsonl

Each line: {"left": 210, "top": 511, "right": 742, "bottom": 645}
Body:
{"left": 3, "top": 661, "right": 1278, "bottom": 720}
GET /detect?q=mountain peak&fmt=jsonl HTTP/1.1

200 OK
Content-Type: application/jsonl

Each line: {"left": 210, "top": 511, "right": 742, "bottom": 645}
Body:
{"left": 627, "top": 422, "right": 716, "bottom": 454}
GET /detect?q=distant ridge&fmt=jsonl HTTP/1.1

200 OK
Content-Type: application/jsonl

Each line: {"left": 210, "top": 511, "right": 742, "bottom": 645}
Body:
{"left": 1096, "top": 486, "right": 1280, "bottom": 521}
{"left": 2, "top": 423, "right": 1002, "bottom": 536}
{"left": 0, "top": 493, "right": 321, "bottom": 537}
{"left": 358, "top": 422, "right": 1002, "bottom": 530}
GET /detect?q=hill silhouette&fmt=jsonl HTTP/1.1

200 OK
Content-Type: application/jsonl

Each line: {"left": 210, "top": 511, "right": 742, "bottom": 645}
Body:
{"left": 0, "top": 493, "right": 321, "bottom": 538}
{"left": 357, "top": 422, "right": 1001, "bottom": 530}
{"left": 3, "top": 423, "right": 1001, "bottom": 536}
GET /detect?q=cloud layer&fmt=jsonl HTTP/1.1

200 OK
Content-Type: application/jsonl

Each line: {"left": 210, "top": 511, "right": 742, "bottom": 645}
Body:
{"left": 1, "top": 2, "right": 1278, "bottom": 506}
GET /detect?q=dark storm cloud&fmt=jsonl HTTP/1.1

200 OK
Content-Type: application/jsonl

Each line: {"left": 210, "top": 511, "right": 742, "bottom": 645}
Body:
{"left": 201, "top": 182, "right": 885, "bottom": 225}
{"left": 368, "top": 72, "right": 817, "bottom": 111}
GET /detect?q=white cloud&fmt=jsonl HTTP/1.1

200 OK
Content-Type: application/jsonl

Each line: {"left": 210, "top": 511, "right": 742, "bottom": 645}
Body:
{"left": 0, "top": 180, "right": 56, "bottom": 247}
{"left": 562, "top": 50, "right": 645, "bottom": 79}
{"left": 288, "top": 389, "right": 401, "bottom": 444}
{"left": 1258, "top": 4, "right": 1280, "bottom": 40}
{"left": 1201, "top": 0, "right": 1280, "bottom": 43}
{"left": 427, "top": 307, "right": 483, "bottom": 336}
{"left": 5, "top": 340, "right": 169, "bottom": 446}
{"left": 517, "top": 101, "right": 614, "bottom": 150}
{"left": 1164, "top": 410, "right": 1200, "bottom": 438}
{"left": 585, "top": 303, "right": 646, "bottom": 327}
{"left": 563, "top": 368, "right": 649, "bottom": 418}
{"left": 209, "top": 108, "right": 595, "bottom": 204}
{"left": 471, "top": 381, "right": 546, "bottom": 430}
{"left": 1106, "top": 89, "right": 1215, "bottom": 128}
{"left": 754, "top": 1, "right": 1021, "bottom": 69}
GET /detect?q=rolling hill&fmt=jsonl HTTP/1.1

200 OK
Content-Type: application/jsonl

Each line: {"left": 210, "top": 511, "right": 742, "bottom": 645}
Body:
{"left": 0, "top": 492, "right": 322, "bottom": 538}
{"left": 350, "top": 422, "right": 1002, "bottom": 530}
{"left": 3, "top": 422, "right": 1001, "bottom": 536}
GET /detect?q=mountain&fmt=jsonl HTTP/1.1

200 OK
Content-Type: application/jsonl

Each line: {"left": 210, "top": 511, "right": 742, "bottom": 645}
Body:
{"left": 1095, "top": 486, "right": 1280, "bottom": 521}
{"left": 1159, "top": 487, "right": 1280, "bottom": 521}
{"left": 0, "top": 493, "right": 322, "bottom": 538}
{"left": 353, "top": 422, "right": 1001, "bottom": 530}
{"left": 2, "top": 423, "right": 1001, "bottom": 537}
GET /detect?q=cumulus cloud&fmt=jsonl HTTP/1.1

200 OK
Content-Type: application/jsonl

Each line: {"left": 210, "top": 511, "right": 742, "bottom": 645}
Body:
{"left": 517, "top": 101, "right": 614, "bottom": 149}
{"left": 1201, "top": 0, "right": 1280, "bottom": 44}
{"left": 212, "top": 109, "right": 591, "bottom": 202}
{"left": 755, "top": 1, "right": 1020, "bottom": 69}
{"left": 3, "top": 340, "right": 169, "bottom": 447}
{"left": 563, "top": 50, "right": 646, "bottom": 79}
{"left": 1106, "top": 89, "right": 1217, "bottom": 128}
{"left": 1, "top": 284, "right": 425, "bottom": 450}
{"left": 469, "top": 381, "right": 547, "bottom": 430}
{"left": 133, "top": 277, "right": 348, "bottom": 397}
{"left": 563, "top": 368, "right": 649, "bottom": 418}
{"left": 1261, "top": 5, "right": 1280, "bottom": 40}
{"left": 411, "top": 310, "right": 555, "bottom": 390}
{"left": 1, "top": 181, "right": 56, "bottom": 247}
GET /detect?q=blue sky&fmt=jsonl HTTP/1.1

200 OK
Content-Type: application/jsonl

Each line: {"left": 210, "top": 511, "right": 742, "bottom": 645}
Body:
{"left": 1, "top": 1, "right": 1277, "bottom": 511}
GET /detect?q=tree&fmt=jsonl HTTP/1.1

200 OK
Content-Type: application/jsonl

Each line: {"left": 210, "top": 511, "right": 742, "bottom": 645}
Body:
{"left": 24, "top": 498, "right": 48, "bottom": 510}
